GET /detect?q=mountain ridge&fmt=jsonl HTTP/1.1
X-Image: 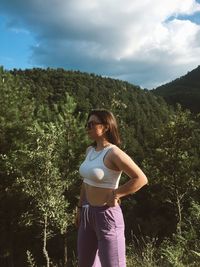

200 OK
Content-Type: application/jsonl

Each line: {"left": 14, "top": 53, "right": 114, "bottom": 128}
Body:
{"left": 152, "top": 65, "right": 200, "bottom": 113}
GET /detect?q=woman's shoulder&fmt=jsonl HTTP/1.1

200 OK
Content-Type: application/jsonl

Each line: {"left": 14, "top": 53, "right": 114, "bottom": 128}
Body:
{"left": 110, "top": 145, "right": 135, "bottom": 167}
{"left": 109, "top": 145, "right": 125, "bottom": 157}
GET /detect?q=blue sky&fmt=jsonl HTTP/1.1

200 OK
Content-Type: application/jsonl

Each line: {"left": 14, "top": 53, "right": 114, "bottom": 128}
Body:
{"left": 1, "top": 0, "right": 200, "bottom": 89}
{"left": 0, "top": 15, "right": 35, "bottom": 69}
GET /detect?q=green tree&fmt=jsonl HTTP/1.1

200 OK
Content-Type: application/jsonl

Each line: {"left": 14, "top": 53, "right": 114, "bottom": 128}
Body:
{"left": 143, "top": 105, "right": 200, "bottom": 236}
{"left": 0, "top": 74, "right": 87, "bottom": 266}
{"left": 0, "top": 68, "right": 35, "bottom": 266}
{"left": 14, "top": 122, "right": 70, "bottom": 267}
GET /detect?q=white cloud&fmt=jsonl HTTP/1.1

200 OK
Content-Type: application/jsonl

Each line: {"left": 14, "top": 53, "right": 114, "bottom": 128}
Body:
{"left": 1, "top": 0, "right": 200, "bottom": 88}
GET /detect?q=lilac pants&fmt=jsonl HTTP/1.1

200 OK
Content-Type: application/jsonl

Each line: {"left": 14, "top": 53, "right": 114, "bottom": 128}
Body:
{"left": 77, "top": 203, "right": 126, "bottom": 267}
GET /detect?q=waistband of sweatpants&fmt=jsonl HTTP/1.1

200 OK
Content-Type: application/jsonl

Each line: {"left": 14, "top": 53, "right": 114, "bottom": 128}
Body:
{"left": 82, "top": 201, "right": 120, "bottom": 211}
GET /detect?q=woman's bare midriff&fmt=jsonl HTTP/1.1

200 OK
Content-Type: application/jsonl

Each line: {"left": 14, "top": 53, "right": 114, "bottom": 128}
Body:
{"left": 84, "top": 182, "right": 113, "bottom": 206}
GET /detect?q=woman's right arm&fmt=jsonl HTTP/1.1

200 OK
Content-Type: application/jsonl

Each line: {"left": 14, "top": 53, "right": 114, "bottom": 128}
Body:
{"left": 75, "top": 182, "right": 85, "bottom": 228}
{"left": 77, "top": 182, "right": 86, "bottom": 208}
{"left": 75, "top": 146, "right": 92, "bottom": 227}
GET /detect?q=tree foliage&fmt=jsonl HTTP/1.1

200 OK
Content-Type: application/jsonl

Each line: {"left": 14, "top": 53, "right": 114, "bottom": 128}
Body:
{"left": 152, "top": 65, "right": 200, "bottom": 113}
{"left": 0, "top": 66, "right": 199, "bottom": 266}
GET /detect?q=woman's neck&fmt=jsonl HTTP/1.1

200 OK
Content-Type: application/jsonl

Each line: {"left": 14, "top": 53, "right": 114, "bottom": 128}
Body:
{"left": 95, "top": 139, "right": 111, "bottom": 151}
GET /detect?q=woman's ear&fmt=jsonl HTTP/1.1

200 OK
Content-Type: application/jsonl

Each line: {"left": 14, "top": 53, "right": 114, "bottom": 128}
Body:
{"left": 104, "top": 125, "right": 109, "bottom": 132}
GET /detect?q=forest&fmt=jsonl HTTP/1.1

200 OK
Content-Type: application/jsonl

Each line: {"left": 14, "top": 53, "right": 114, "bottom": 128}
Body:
{"left": 0, "top": 66, "right": 200, "bottom": 267}
{"left": 152, "top": 65, "right": 200, "bottom": 114}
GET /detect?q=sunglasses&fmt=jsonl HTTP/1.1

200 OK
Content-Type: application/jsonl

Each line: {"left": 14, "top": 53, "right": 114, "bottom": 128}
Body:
{"left": 85, "top": 121, "right": 103, "bottom": 129}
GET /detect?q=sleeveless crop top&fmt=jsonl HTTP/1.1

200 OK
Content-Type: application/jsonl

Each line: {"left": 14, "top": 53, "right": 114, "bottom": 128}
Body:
{"left": 79, "top": 144, "right": 122, "bottom": 189}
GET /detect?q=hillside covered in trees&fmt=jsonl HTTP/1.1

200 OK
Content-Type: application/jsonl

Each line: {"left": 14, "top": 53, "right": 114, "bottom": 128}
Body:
{"left": 152, "top": 65, "right": 200, "bottom": 113}
{"left": 0, "top": 66, "right": 200, "bottom": 267}
{"left": 10, "top": 67, "right": 173, "bottom": 160}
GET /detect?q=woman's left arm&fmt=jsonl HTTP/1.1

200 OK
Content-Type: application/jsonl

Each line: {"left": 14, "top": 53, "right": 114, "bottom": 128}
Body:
{"left": 112, "top": 148, "right": 148, "bottom": 200}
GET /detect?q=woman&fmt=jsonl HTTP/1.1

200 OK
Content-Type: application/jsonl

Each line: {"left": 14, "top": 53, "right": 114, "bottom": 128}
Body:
{"left": 76, "top": 109, "right": 148, "bottom": 267}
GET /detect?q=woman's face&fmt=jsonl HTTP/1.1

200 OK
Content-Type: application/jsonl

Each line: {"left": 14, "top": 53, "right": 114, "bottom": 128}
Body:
{"left": 86, "top": 115, "right": 107, "bottom": 140}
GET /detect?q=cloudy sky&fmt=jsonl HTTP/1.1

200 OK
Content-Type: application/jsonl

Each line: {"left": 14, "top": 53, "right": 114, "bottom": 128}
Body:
{"left": 1, "top": 0, "right": 200, "bottom": 89}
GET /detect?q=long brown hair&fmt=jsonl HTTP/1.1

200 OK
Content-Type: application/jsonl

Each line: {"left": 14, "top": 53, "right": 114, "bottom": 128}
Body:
{"left": 87, "top": 109, "right": 121, "bottom": 146}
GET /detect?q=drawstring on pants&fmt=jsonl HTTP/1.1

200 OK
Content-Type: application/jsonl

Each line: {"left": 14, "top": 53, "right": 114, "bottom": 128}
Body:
{"left": 82, "top": 204, "right": 89, "bottom": 229}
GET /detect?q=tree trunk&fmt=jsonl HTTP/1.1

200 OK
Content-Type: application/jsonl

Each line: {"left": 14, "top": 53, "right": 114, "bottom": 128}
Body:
{"left": 43, "top": 215, "right": 50, "bottom": 267}
{"left": 175, "top": 190, "right": 182, "bottom": 235}
{"left": 63, "top": 234, "right": 68, "bottom": 267}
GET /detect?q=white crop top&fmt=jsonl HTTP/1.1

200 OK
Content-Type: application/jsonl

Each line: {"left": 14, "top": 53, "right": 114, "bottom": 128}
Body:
{"left": 79, "top": 144, "right": 122, "bottom": 189}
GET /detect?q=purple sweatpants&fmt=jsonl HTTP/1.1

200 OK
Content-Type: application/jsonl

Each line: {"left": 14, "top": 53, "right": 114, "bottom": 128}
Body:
{"left": 77, "top": 203, "right": 126, "bottom": 267}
